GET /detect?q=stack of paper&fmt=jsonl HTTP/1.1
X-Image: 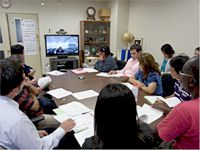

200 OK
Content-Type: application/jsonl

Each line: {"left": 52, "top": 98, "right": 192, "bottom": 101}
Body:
{"left": 71, "top": 68, "right": 98, "bottom": 74}
{"left": 121, "top": 82, "right": 138, "bottom": 101}
{"left": 137, "top": 104, "right": 163, "bottom": 124}
{"left": 47, "top": 70, "right": 65, "bottom": 76}
{"left": 37, "top": 76, "right": 52, "bottom": 89}
{"left": 96, "top": 72, "right": 124, "bottom": 77}
{"left": 59, "top": 101, "right": 92, "bottom": 117}
{"left": 72, "top": 90, "right": 99, "bottom": 100}
{"left": 144, "top": 96, "right": 181, "bottom": 107}
{"left": 47, "top": 88, "right": 72, "bottom": 99}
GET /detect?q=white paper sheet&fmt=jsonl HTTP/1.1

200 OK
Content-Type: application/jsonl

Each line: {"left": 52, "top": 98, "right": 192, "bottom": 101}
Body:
{"left": 137, "top": 104, "right": 163, "bottom": 124}
{"left": 59, "top": 101, "right": 92, "bottom": 117}
{"left": 37, "top": 76, "right": 52, "bottom": 89}
{"left": 144, "top": 96, "right": 181, "bottom": 107}
{"left": 96, "top": 72, "right": 124, "bottom": 77}
{"left": 72, "top": 90, "right": 99, "bottom": 100}
{"left": 121, "top": 82, "right": 138, "bottom": 101}
{"left": 74, "top": 118, "right": 94, "bottom": 146}
{"left": 47, "top": 70, "right": 65, "bottom": 76}
{"left": 47, "top": 88, "right": 72, "bottom": 99}
{"left": 82, "top": 68, "right": 98, "bottom": 73}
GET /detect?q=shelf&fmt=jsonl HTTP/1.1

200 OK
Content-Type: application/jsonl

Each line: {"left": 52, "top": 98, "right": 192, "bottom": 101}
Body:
{"left": 84, "top": 32, "right": 110, "bottom": 35}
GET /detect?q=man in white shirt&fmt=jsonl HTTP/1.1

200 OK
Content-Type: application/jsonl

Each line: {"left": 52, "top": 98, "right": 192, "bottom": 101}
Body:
{"left": 0, "top": 58, "right": 79, "bottom": 149}
{"left": 109, "top": 44, "right": 142, "bottom": 77}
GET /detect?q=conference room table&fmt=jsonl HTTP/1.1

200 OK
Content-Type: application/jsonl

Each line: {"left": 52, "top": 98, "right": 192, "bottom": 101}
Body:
{"left": 49, "top": 70, "right": 165, "bottom": 130}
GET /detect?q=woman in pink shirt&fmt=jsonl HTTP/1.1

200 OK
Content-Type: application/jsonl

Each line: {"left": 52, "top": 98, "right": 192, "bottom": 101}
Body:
{"left": 109, "top": 44, "right": 142, "bottom": 77}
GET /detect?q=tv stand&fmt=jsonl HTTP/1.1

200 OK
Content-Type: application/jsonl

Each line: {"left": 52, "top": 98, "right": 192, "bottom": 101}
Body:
{"left": 50, "top": 57, "right": 78, "bottom": 71}
{"left": 57, "top": 55, "right": 68, "bottom": 59}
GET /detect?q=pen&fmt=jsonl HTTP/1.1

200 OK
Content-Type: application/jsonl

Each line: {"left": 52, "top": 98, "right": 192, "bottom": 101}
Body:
{"left": 60, "top": 98, "right": 66, "bottom": 105}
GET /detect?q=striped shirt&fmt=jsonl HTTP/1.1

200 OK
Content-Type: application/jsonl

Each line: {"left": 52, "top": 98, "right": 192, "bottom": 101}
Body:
{"left": 174, "top": 80, "right": 192, "bottom": 101}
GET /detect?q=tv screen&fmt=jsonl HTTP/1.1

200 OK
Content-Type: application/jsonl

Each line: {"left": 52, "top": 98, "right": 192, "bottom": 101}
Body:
{"left": 45, "top": 35, "right": 79, "bottom": 56}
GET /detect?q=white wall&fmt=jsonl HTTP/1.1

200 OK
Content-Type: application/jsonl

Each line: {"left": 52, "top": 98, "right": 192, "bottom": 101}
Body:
{"left": 129, "top": 0, "right": 199, "bottom": 65}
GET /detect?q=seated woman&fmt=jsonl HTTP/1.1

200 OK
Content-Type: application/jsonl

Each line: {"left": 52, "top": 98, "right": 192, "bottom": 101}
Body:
{"left": 160, "top": 44, "right": 175, "bottom": 73}
{"left": 82, "top": 83, "right": 153, "bottom": 149}
{"left": 94, "top": 47, "right": 118, "bottom": 72}
{"left": 127, "top": 53, "right": 163, "bottom": 96}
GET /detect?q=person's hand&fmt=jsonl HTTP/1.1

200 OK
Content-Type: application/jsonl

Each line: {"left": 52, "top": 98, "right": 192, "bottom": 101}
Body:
{"left": 28, "top": 69, "right": 36, "bottom": 77}
{"left": 152, "top": 100, "right": 171, "bottom": 114}
{"left": 120, "top": 76, "right": 129, "bottom": 82}
{"left": 137, "top": 81, "right": 145, "bottom": 88}
{"left": 38, "top": 130, "right": 48, "bottom": 138}
{"left": 108, "top": 70, "right": 117, "bottom": 74}
{"left": 23, "top": 77, "right": 31, "bottom": 88}
{"left": 60, "top": 119, "right": 75, "bottom": 133}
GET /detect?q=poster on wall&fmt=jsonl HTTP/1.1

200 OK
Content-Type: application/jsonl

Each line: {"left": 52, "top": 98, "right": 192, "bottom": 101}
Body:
{"left": 0, "top": 27, "right": 3, "bottom": 44}
{"left": 15, "top": 18, "right": 37, "bottom": 55}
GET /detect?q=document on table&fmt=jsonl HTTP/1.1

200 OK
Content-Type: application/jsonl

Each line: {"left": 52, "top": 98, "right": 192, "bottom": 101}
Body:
{"left": 137, "top": 104, "right": 163, "bottom": 124}
{"left": 121, "top": 82, "right": 138, "bottom": 101}
{"left": 59, "top": 101, "right": 92, "bottom": 117}
{"left": 47, "top": 88, "right": 72, "bottom": 99}
{"left": 47, "top": 70, "right": 65, "bottom": 76}
{"left": 82, "top": 68, "right": 98, "bottom": 73}
{"left": 144, "top": 96, "right": 181, "bottom": 107}
{"left": 96, "top": 72, "right": 124, "bottom": 77}
{"left": 71, "top": 68, "right": 98, "bottom": 74}
{"left": 72, "top": 90, "right": 99, "bottom": 100}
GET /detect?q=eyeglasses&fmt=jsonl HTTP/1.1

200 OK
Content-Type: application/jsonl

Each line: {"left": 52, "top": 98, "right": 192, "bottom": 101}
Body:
{"left": 179, "top": 72, "right": 193, "bottom": 77}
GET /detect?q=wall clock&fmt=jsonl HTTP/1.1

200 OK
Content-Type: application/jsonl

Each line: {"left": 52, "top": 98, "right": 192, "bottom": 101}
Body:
{"left": 86, "top": 6, "right": 96, "bottom": 21}
{"left": 0, "top": 0, "right": 12, "bottom": 9}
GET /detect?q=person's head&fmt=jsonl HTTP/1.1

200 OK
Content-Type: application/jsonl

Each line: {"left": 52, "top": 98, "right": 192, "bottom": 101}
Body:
{"left": 138, "top": 53, "right": 160, "bottom": 75}
{"left": 8, "top": 54, "right": 23, "bottom": 65}
{"left": 95, "top": 83, "right": 138, "bottom": 148}
{"left": 98, "top": 46, "right": 110, "bottom": 58}
{"left": 169, "top": 54, "right": 190, "bottom": 80}
{"left": 180, "top": 56, "right": 199, "bottom": 99}
{"left": 194, "top": 47, "right": 200, "bottom": 56}
{"left": 0, "top": 58, "right": 24, "bottom": 97}
{"left": 130, "top": 44, "right": 142, "bottom": 60}
{"left": 10, "top": 44, "right": 24, "bottom": 63}
{"left": 161, "top": 44, "right": 175, "bottom": 59}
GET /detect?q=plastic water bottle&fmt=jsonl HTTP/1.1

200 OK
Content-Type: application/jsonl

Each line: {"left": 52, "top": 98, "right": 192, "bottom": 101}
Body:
{"left": 45, "top": 63, "right": 50, "bottom": 75}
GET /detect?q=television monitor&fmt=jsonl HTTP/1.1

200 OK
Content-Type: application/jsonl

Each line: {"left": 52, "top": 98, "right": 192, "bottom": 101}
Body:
{"left": 45, "top": 34, "right": 79, "bottom": 57}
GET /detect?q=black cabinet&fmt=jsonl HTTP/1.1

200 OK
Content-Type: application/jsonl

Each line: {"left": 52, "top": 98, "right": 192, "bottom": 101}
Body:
{"left": 50, "top": 57, "right": 78, "bottom": 71}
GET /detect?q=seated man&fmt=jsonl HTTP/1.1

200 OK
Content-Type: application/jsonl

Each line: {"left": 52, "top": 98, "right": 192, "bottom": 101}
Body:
{"left": 0, "top": 58, "right": 80, "bottom": 149}
{"left": 11, "top": 44, "right": 36, "bottom": 81}
{"left": 94, "top": 47, "right": 118, "bottom": 72}
{"left": 109, "top": 44, "right": 142, "bottom": 77}
{"left": 157, "top": 56, "right": 199, "bottom": 149}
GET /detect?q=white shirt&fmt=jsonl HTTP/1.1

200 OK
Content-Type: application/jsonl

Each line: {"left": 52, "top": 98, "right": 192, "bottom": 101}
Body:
{"left": 0, "top": 96, "right": 65, "bottom": 149}
{"left": 117, "top": 58, "right": 139, "bottom": 77}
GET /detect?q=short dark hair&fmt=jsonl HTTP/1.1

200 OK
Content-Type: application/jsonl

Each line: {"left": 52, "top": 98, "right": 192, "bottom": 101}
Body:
{"left": 161, "top": 44, "right": 175, "bottom": 58}
{"left": 99, "top": 46, "right": 110, "bottom": 56}
{"left": 182, "top": 56, "right": 199, "bottom": 86}
{"left": 11, "top": 44, "right": 24, "bottom": 55}
{"left": 95, "top": 83, "right": 139, "bottom": 148}
{"left": 0, "top": 58, "right": 24, "bottom": 95}
{"left": 170, "top": 55, "right": 190, "bottom": 74}
{"left": 130, "top": 44, "right": 142, "bottom": 52}
{"left": 195, "top": 47, "right": 200, "bottom": 51}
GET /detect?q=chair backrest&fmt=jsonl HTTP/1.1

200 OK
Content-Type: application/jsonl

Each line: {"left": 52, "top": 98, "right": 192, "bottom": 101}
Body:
{"left": 115, "top": 60, "right": 126, "bottom": 70}
{"left": 0, "top": 50, "right": 5, "bottom": 60}
{"left": 162, "top": 73, "right": 175, "bottom": 97}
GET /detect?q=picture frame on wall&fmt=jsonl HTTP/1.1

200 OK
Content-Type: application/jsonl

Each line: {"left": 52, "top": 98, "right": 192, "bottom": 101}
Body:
{"left": 134, "top": 38, "right": 143, "bottom": 47}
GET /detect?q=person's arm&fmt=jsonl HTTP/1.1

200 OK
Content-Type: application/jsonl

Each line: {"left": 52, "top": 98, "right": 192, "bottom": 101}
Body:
{"left": 157, "top": 106, "right": 190, "bottom": 142}
{"left": 94, "top": 56, "right": 117, "bottom": 72}
{"left": 10, "top": 116, "right": 75, "bottom": 149}
{"left": 152, "top": 100, "right": 172, "bottom": 115}
{"left": 29, "top": 92, "right": 41, "bottom": 111}
{"left": 139, "top": 82, "right": 157, "bottom": 94}
{"left": 24, "top": 77, "right": 40, "bottom": 95}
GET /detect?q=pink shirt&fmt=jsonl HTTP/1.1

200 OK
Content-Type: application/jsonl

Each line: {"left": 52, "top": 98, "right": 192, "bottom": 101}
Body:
{"left": 117, "top": 58, "right": 139, "bottom": 77}
{"left": 157, "top": 98, "right": 199, "bottom": 149}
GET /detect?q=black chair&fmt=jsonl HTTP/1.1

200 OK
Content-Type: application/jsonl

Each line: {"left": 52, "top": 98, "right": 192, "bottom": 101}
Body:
{"left": 115, "top": 59, "right": 126, "bottom": 70}
{"left": 162, "top": 73, "right": 175, "bottom": 97}
{"left": 0, "top": 50, "right": 5, "bottom": 60}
